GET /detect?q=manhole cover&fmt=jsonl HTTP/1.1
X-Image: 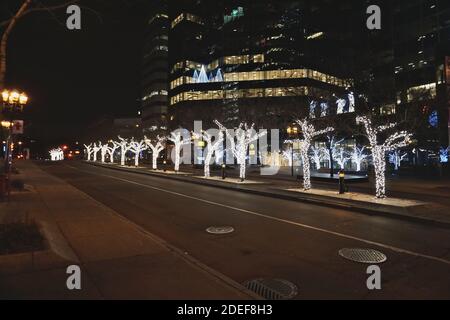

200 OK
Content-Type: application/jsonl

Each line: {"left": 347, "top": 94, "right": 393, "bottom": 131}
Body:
{"left": 243, "top": 278, "right": 298, "bottom": 300}
{"left": 206, "top": 226, "right": 234, "bottom": 234}
{"left": 339, "top": 248, "right": 387, "bottom": 264}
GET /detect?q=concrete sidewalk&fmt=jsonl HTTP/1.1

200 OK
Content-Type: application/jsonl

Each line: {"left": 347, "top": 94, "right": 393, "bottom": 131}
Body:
{"left": 0, "top": 161, "right": 255, "bottom": 299}
{"left": 88, "top": 161, "right": 450, "bottom": 228}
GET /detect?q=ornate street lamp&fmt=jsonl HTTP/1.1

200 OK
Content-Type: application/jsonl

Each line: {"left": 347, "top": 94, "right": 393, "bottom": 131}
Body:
{"left": 1, "top": 89, "right": 29, "bottom": 200}
{"left": 286, "top": 124, "right": 299, "bottom": 177}
{"left": 1, "top": 89, "right": 28, "bottom": 112}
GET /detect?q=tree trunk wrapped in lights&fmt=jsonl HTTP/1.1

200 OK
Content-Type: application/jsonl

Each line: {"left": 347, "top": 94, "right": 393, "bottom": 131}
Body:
{"left": 193, "top": 129, "right": 224, "bottom": 178}
{"left": 145, "top": 136, "right": 166, "bottom": 170}
{"left": 215, "top": 121, "right": 266, "bottom": 181}
{"left": 168, "top": 132, "right": 191, "bottom": 172}
{"left": 92, "top": 143, "right": 101, "bottom": 162}
{"left": 389, "top": 150, "right": 407, "bottom": 171}
{"left": 310, "top": 145, "right": 325, "bottom": 170}
{"left": 324, "top": 135, "right": 344, "bottom": 175}
{"left": 356, "top": 116, "right": 412, "bottom": 198}
{"left": 107, "top": 141, "right": 120, "bottom": 164}
{"left": 117, "top": 136, "right": 132, "bottom": 166}
{"left": 295, "top": 119, "right": 334, "bottom": 190}
{"left": 333, "top": 146, "right": 351, "bottom": 170}
{"left": 282, "top": 147, "right": 295, "bottom": 167}
{"left": 351, "top": 146, "right": 368, "bottom": 172}
{"left": 99, "top": 142, "right": 109, "bottom": 163}
{"left": 128, "top": 138, "right": 147, "bottom": 167}
{"left": 83, "top": 143, "right": 94, "bottom": 161}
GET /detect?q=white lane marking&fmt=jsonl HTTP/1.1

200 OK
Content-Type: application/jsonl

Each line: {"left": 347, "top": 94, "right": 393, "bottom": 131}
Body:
{"left": 68, "top": 165, "right": 450, "bottom": 266}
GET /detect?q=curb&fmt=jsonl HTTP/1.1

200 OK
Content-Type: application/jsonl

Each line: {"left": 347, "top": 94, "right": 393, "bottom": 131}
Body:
{"left": 84, "top": 162, "right": 450, "bottom": 229}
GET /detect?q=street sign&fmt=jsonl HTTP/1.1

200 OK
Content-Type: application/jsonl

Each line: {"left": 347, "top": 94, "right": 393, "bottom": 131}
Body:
{"left": 11, "top": 120, "right": 24, "bottom": 134}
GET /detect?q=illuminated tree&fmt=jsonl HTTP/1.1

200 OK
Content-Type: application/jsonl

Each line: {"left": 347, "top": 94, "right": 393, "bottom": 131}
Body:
{"left": 117, "top": 136, "right": 131, "bottom": 166}
{"left": 83, "top": 143, "right": 94, "bottom": 161}
{"left": 145, "top": 136, "right": 166, "bottom": 170}
{"left": 128, "top": 138, "right": 147, "bottom": 167}
{"left": 323, "top": 136, "right": 344, "bottom": 172}
{"left": 282, "top": 147, "right": 294, "bottom": 167}
{"left": 309, "top": 145, "right": 324, "bottom": 170}
{"left": 351, "top": 146, "right": 368, "bottom": 172}
{"left": 99, "top": 142, "right": 109, "bottom": 163}
{"left": 49, "top": 148, "right": 63, "bottom": 161}
{"left": 215, "top": 120, "right": 266, "bottom": 181}
{"left": 440, "top": 147, "right": 449, "bottom": 163}
{"left": 356, "top": 116, "right": 412, "bottom": 198}
{"left": 168, "top": 131, "right": 191, "bottom": 172}
{"left": 92, "top": 142, "right": 101, "bottom": 162}
{"left": 389, "top": 150, "right": 408, "bottom": 171}
{"left": 106, "top": 141, "right": 120, "bottom": 164}
{"left": 295, "top": 119, "right": 334, "bottom": 190}
{"left": 333, "top": 146, "right": 351, "bottom": 169}
{"left": 193, "top": 129, "right": 224, "bottom": 178}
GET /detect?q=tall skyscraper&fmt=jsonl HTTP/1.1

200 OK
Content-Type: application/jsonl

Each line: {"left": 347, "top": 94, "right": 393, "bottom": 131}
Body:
{"left": 141, "top": 0, "right": 169, "bottom": 135}
{"left": 143, "top": 0, "right": 450, "bottom": 151}
{"left": 167, "top": 0, "right": 354, "bottom": 130}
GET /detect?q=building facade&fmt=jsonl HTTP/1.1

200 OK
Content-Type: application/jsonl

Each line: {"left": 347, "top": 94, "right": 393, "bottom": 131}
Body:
{"left": 141, "top": 0, "right": 170, "bottom": 135}
{"left": 142, "top": 0, "right": 450, "bottom": 157}
{"left": 167, "top": 0, "right": 355, "bottom": 131}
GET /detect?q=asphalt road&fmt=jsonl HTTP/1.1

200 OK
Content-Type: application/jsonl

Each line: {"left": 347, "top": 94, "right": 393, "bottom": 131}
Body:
{"left": 38, "top": 161, "right": 450, "bottom": 299}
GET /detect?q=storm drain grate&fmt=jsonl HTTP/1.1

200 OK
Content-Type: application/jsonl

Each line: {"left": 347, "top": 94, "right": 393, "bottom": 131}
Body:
{"left": 339, "top": 248, "right": 387, "bottom": 264}
{"left": 206, "top": 226, "right": 234, "bottom": 234}
{"left": 243, "top": 278, "right": 298, "bottom": 300}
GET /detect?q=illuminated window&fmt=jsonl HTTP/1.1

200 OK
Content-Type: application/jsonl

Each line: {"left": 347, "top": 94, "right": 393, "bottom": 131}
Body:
{"left": 170, "top": 86, "right": 331, "bottom": 105}
{"left": 171, "top": 14, "right": 184, "bottom": 28}
{"left": 406, "top": 83, "right": 436, "bottom": 102}
{"left": 253, "top": 54, "right": 264, "bottom": 63}
{"left": 149, "top": 13, "right": 168, "bottom": 25}
{"left": 224, "top": 7, "right": 244, "bottom": 24}
{"left": 380, "top": 104, "right": 396, "bottom": 115}
{"left": 171, "top": 13, "right": 204, "bottom": 28}
{"left": 307, "top": 32, "right": 324, "bottom": 40}
{"left": 170, "top": 68, "right": 353, "bottom": 90}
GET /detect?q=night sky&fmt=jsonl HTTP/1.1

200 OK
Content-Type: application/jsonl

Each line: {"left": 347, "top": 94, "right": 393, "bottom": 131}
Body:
{"left": 3, "top": 0, "right": 149, "bottom": 152}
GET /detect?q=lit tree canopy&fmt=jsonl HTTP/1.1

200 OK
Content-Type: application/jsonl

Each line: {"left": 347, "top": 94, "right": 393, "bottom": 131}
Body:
{"left": 145, "top": 135, "right": 166, "bottom": 170}
{"left": 83, "top": 143, "right": 94, "bottom": 161}
{"left": 351, "top": 146, "right": 368, "bottom": 172}
{"left": 107, "top": 140, "right": 120, "bottom": 164}
{"left": 356, "top": 116, "right": 412, "bottom": 198}
{"left": 92, "top": 142, "right": 101, "bottom": 162}
{"left": 309, "top": 145, "right": 325, "bottom": 170}
{"left": 295, "top": 119, "right": 334, "bottom": 190}
{"left": 49, "top": 147, "right": 63, "bottom": 161}
{"left": 128, "top": 138, "right": 147, "bottom": 167}
{"left": 215, "top": 120, "right": 266, "bottom": 181}
{"left": 168, "top": 131, "right": 191, "bottom": 172}
{"left": 193, "top": 129, "right": 225, "bottom": 178}
{"left": 117, "top": 136, "right": 132, "bottom": 166}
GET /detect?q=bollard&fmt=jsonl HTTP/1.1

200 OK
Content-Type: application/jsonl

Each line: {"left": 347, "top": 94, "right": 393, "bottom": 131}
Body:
{"left": 163, "top": 160, "right": 167, "bottom": 172}
{"left": 221, "top": 164, "right": 226, "bottom": 179}
{"left": 339, "top": 169, "right": 346, "bottom": 194}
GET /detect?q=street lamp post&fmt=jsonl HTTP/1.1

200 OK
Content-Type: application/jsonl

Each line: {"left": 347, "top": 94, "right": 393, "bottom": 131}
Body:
{"left": 1, "top": 89, "right": 28, "bottom": 199}
{"left": 287, "top": 125, "right": 298, "bottom": 177}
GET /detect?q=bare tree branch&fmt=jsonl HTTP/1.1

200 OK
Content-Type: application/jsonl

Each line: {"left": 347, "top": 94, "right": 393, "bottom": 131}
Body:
{"left": 0, "top": 0, "right": 103, "bottom": 90}
{"left": 1, "top": 0, "right": 33, "bottom": 89}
